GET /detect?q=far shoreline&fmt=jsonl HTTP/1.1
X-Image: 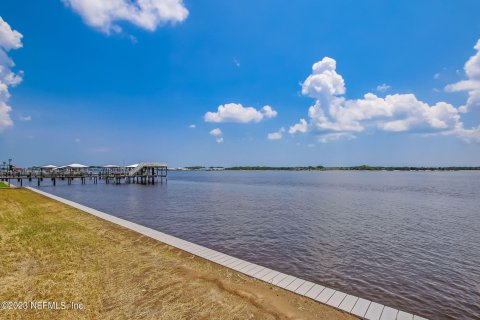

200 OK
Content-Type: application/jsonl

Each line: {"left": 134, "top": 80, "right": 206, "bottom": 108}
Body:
{"left": 173, "top": 165, "right": 480, "bottom": 172}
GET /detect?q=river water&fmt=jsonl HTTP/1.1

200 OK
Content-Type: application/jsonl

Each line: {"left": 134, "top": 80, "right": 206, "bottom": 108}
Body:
{"left": 30, "top": 171, "right": 480, "bottom": 319}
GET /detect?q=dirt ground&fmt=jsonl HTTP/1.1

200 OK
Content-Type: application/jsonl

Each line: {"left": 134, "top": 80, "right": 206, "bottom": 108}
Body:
{"left": 0, "top": 188, "right": 356, "bottom": 320}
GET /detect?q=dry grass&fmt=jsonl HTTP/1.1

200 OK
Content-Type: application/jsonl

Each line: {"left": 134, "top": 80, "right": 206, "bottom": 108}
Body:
{"left": 0, "top": 189, "right": 356, "bottom": 320}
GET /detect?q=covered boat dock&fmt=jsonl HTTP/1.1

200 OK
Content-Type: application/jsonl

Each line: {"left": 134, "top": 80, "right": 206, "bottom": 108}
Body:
{"left": 0, "top": 162, "right": 168, "bottom": 186}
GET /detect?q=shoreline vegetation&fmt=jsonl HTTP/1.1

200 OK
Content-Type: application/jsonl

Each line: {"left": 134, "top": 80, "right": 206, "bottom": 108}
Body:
{"left": 181, "top": 165, "right": 480, "bottom": 171}
{"left": 0, "top": 189, "right": 354, "bottom": 320}
{"left": 13, "top": 165, "right": 479, "bottom": 172}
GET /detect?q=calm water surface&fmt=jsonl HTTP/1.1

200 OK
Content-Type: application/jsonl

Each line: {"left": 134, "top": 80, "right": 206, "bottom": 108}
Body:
{"left": 31, "top": 171, "right": 480, "bottom": 320}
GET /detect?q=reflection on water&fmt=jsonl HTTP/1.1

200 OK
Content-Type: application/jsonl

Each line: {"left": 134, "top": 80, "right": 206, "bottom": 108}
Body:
{"left": 31, "top": 171, "right": 480, "bottom": 320}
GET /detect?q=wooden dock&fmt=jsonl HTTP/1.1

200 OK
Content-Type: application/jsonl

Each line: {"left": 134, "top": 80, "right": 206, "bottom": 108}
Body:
{"left": 0, "top": 162, "right": 168, "bottom": 187}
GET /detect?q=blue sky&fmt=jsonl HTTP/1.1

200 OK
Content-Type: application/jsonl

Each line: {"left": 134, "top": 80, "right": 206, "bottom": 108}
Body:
{"left": 0, "top": 0, "right": 480, "bottom": 167}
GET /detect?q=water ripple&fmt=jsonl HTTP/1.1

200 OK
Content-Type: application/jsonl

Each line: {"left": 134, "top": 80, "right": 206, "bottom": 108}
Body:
{"left": 35, "top": 171, "right": 480, "bottom": 320}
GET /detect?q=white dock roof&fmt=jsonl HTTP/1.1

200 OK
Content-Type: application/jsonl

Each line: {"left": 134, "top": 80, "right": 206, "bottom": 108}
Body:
{"left": 65, "top": 163, "right": 88, "bottom": 168}
{"left": 104, "top": 165, "right": 121, "bottom": 168}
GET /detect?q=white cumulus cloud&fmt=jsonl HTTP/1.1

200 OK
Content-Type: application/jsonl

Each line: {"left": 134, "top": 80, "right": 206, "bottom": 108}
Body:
{"left": 267, "top": 127, "right": 285, "bottom": 140}
{"left": 0, "top": 18, "right": 23, "bottom": 50}
{"left": 376, "top": 83, "right": 390, "bottom": 92}
{"left": 261, "top": 105, "right": 277, "bottom": 118}
{"left": 204, "top": 103, "right": 277, "bottom": 123}
{"left": 439, "top": 122, "right": 480, "bottom": 143}
{"left": 0, "top": 17, "right": 23, "bottom": 133}
{"left": 445, "top": 39, "right": 480, "bottom": 113}
{"left": 290, "top": 44, "right": 480, "bottom": 143}
{"left": 301, "top": 57, "right": 345, "bottom": 102}
{"left": 62, "top": 0, "right": 189, "bottom": 34}
{"left": 209, "top": 128, "right": 223, "bottom": 143}
{"left": 318, "top": 132, "right": 356, "bottom": 143}
{"left": 288, "top": 118, "right": 308, "bottom": 134}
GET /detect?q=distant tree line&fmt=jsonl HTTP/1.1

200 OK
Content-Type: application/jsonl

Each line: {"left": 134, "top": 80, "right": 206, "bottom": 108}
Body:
{"left": 224, "top": 165, "right": 480, "bottom": 171}
{"left": 226, "top": 166, "right": 325, "bottom": 171}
